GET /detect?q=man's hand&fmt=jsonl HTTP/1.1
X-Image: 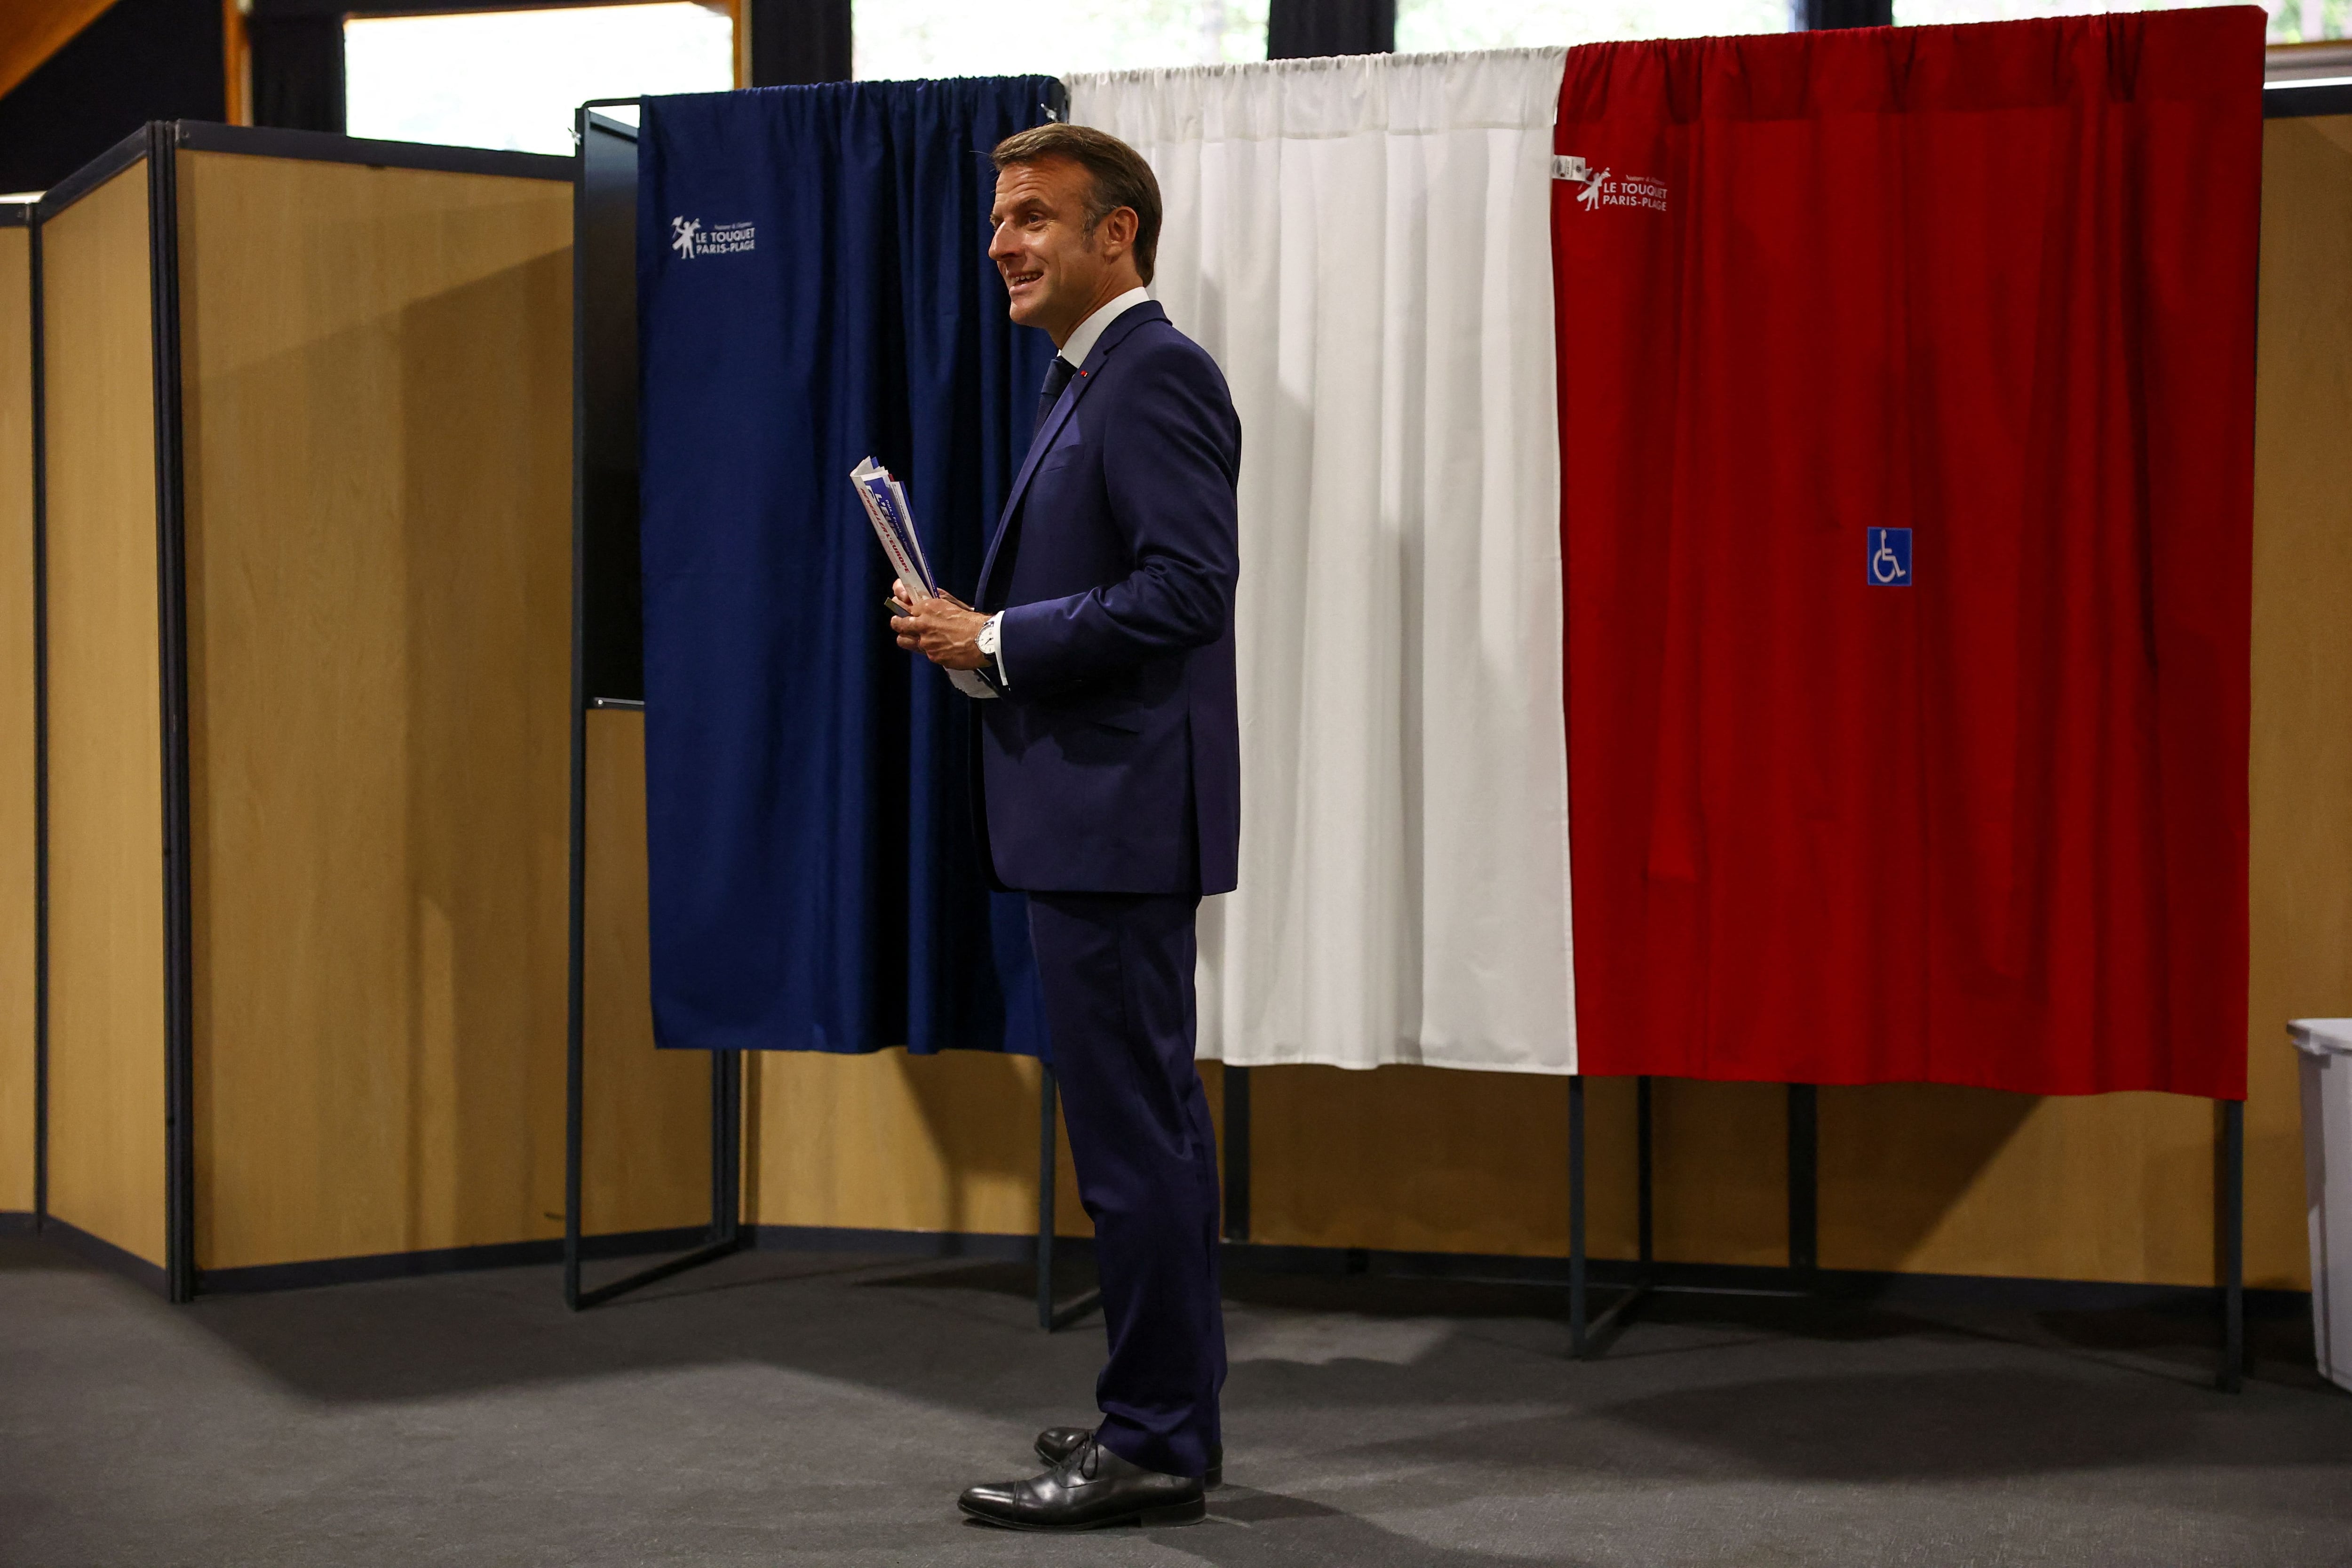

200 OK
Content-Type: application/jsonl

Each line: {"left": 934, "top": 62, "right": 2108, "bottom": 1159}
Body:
{"left": 892, "top": 582, "right": 990, "bottom": 671}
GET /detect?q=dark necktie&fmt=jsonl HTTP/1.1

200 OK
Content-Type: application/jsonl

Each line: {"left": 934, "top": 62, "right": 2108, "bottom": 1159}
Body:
{"left": 1035, "top": 355, "right": 1077, "bottom": 438}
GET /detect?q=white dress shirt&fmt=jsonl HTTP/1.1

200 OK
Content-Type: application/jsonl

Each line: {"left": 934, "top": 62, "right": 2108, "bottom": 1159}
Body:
{"left": 981, "top": 286, "right": 1153, "bottom": 692}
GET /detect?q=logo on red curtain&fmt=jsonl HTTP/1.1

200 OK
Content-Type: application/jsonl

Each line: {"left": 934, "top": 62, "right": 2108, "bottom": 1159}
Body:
{"left": 1559, "top": 159, "right": 1668, "bottom": 215}
{"left": 1868, "top": 528, "right": 1913, "bottom": 586}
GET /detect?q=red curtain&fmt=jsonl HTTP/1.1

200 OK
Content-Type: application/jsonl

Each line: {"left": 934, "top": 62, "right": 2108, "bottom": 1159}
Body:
{"left": 1554, "top": 10, "right": 2263, "bottom": 1097}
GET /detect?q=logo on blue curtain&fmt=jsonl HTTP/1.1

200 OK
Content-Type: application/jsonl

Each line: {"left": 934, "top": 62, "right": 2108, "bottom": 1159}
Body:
{"left": 669, "top": 216, "right": 756, "bottom": 259}
{"left": 1868, "top": 527, "right": 1913, "bottom": 587}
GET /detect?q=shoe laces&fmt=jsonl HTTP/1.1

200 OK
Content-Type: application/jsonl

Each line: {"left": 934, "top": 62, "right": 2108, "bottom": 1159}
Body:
{"left": 1070, "top": 1433, "right": 1103, "bottom": 1483}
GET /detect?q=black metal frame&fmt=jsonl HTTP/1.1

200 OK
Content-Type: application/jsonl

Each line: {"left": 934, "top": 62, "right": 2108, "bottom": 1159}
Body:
{"left": 1222, "top": 1064, "right": 1251, "bottom": 1242}
{"left": 39, "top": 127, "right": 151, "bottom": 215}
{"left": 12, "top": 196, "right": 48, "bottom": 1241}
{"left": 1559, "top": 1075, "right": 2249, "bottom": 1389}
{"left": 562, "top": 100, "right": 747, "bottom": 1312}
{"left": 174, "top": 119, "right": 569, "bottom": 179}
{"left": 29, "top": 120, "right": 575, "bottom": 1301}
{"left": 2267, "top": 82, "right": 2352, "bottom": 118}
{"left": 146, "top": 123, "right": 198, "bottom": 1306}
{"left": 1788, "top": 1082, "right": 1818, "bottom": 1281}
{"left": 2220, "top": 1098, "right": 2247, "bottom": 1392}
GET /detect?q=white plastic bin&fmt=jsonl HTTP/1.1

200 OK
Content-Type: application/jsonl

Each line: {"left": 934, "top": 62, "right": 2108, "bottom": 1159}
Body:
{"left": 2290, "top": 1019, "right": 2352, "bottom": 1393}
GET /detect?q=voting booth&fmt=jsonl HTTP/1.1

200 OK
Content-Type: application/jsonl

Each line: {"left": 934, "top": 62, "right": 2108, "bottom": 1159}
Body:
{"left": 0, "top": 34, "right": 2330, "bottom": 1414}
{"left": 33, "top": 123, "right": 709, "bottom": 1299}
{"left": 565, "top": 81, "right": 1076, "bottom": 1309}
{"left": 575, "top": 26, "right": 2345, "bottom": 1377}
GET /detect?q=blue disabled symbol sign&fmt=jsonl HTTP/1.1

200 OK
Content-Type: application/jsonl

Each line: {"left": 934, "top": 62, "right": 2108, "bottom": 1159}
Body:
{"left": 1868, "top": 527, "right": 1913, "bottom": 587}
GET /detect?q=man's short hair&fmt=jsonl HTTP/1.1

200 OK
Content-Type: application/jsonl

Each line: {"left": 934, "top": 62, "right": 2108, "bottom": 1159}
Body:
{"left": 992, "top": 123, "right": 1162, "bottom": 286}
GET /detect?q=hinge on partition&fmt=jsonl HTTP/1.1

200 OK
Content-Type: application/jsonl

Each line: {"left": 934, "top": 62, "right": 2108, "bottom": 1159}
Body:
{"left": 1552, "top": 155, "right": 1590, "bottom": 183}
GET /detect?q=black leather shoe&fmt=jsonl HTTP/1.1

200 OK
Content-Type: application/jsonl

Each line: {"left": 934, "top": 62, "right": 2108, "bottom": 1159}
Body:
{"left": 1035, "top": 1425, "right": 1222, "bottom": 1489}
{"left": 961, "top": 1434, "right": 1206, "bottom": 1531}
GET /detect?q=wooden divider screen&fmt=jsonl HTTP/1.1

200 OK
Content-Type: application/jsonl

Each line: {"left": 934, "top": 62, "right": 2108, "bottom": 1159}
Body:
{"left": 723, "top": 116, "right": 2346, "bottom": 1295}
{"left": 40, "top": 163, "right": 167, "bottom": 1267}
{"left": 174, "top": 147, "right": 619, "bottom": 1271}
{"left": 582, "top": 709, "right": 726, "bottom": 1236}
{"left": 0, "top": 218, "right": 33, "bottom": 1219}
{"left": 2241, "top": 112, "right": 2352, "bottom": 1289}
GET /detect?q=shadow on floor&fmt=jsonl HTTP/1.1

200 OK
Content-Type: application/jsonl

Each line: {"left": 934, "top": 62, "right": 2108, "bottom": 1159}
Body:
{"left": 1286, "top": 1367, "right": 2352, "bottom": 1504}
{"left": 1134, "top": 1486, "right": 1598, "bottom": 1568}
{"left": 7, "top": 1234, "right": 2333, "bottom": 1490}
{"left": 1587, "top": 1365, "right": 2303, "bottom": 1479}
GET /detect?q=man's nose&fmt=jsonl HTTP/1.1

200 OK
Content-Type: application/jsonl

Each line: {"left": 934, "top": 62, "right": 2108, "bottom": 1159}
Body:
{"left": 986, "top": 221, "right": 1016, "bottom": 262}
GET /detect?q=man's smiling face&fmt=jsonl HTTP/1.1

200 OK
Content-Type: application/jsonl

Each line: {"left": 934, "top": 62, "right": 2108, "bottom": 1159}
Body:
{"left": 988, "top": 155, "right": 1116, "bottom": 343}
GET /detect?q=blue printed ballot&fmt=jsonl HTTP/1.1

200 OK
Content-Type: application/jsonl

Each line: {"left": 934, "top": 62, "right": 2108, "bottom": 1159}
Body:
{"left": 854, "top": 457, "right": 996, "bottom": 700}
{"left": 850, "top": 456, "right": 936, "bottom": 599}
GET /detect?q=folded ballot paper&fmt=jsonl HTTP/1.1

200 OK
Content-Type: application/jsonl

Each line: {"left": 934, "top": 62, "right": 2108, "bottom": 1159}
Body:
{"left": 850, "top": 457, "right": 995, "bottom": 700}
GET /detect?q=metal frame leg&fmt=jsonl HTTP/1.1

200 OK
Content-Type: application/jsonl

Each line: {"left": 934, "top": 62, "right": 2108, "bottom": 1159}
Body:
{"left": 1578, "top": 1075, "right": 1655, "bottom": 1359}
{"left": 565, "top": 1049, "right": 744, "bottom": 1311}
{"left": 1037, "top": 1066, "right": 1102, "bottom": 1332}
{"left": 1223, "top": 1064, "right": 1251, "bottom": 1242}
{"left": 1637, "top": 1075, "right": 1654, "bottom": 1276}
{"left": 1788, "top": 1082, "right": 1819, "bottom": 1285}
{"left": 1568, "top": 1075, "right": 1587, "bottom": 1356}
{"left": 559, "top": 120, "right": 746, "bottom": 1313}
{"left": 2218, "top": 1098, "right": 2245, "bottom": 1393}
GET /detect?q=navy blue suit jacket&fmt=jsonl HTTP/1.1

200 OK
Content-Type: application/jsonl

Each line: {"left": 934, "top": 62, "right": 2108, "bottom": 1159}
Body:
{"left": 973, "top": 302, "right": 1242, "bottom": 896}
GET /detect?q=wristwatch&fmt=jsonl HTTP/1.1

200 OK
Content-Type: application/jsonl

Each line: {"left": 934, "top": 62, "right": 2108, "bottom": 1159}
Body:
{"left": 978, "top": 613, "right": 1001, "bottom": 665}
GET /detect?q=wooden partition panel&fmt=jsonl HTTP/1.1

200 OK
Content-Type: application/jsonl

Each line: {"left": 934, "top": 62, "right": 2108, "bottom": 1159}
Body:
{"left": 0, "top": 222, "right": 32, "bottom": 1218}
{"left": 1818, "top": 1087, "right": 2226, "bottom": 1284}
{"left": 2241, "top": 112, "right": 2352, "bottom": 1289}
{"left": 747, "top": 1045, "right": 1099, "bottom": 1240}
{"left": 583, "top": 709, "right": 731, "bottom": 1235}
{"left": 173, "top": 149, "right": 582, "bottom": 1270}
{"left": 40, "top": 164, "right": 167, "bottom": 1265}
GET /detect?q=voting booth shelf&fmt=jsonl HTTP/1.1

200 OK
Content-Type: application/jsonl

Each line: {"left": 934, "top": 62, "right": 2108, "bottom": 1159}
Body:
{"left": 24, "top": 121, "right": 712, "bottom": 1302}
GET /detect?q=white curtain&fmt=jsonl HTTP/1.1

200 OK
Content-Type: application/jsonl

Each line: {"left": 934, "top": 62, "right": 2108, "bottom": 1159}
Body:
{"left": 1069, "top": 49, "right": 1576, "bottom": 1074}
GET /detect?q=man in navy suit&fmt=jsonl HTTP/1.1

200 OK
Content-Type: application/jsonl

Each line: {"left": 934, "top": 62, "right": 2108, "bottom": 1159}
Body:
{"left": 893, "top": 123, "right": 1240, "bottom": 1532}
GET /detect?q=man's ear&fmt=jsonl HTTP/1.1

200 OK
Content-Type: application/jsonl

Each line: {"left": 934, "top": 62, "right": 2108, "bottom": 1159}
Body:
{"left": 1098, "top": 206, "right": 1139, "bottom": 261}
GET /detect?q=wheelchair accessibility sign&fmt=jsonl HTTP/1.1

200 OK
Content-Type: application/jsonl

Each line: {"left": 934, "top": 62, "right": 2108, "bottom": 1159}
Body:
{"left": 1867, "top": 527, "right": 1913, "bottom": 587}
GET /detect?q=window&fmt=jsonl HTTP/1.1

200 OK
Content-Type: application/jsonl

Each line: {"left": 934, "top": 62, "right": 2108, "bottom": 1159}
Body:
{"left": 344, "top": 2, "right": 736, "bottom": 156}
{"left": 1395, "top": 0, "right": 1790, "bottom": 48}
{"left": 1892, "top": 0, "right": 2312, "bottom": 43}
{"left": 851, "top": 0, "right": 1268, "bottom": 79}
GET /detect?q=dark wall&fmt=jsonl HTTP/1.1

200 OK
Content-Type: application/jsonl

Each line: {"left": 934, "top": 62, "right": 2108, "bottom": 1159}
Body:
{"left": 248, "top": 14, "right": 346, "bottom": 134}
{"left": 1268, "top": 0, "right": 1396, "bottom": 57}
{"left": 751, "top": 0, "right": 852, "bottom": 85}
{"left": 1800, "top": 0, "right": 1894, "bottom": 26}
{"left": 0, "top": 0, "right": 223, "bottom": 193}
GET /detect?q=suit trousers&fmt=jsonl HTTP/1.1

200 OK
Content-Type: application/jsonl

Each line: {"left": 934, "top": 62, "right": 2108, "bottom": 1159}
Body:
{"left": 1026, "top": 891, "right": 1226, "bottom": 1479}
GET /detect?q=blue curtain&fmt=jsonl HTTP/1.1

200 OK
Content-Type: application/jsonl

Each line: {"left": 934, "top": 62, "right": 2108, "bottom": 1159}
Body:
{"left": 636, "top": 79, "right": 1060, "bottom": 1057}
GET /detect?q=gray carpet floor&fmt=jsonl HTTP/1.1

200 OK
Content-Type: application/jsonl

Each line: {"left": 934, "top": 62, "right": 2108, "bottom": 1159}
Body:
{"left": 3, "top": 1235, "right": 2349, "bottom": 1567}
